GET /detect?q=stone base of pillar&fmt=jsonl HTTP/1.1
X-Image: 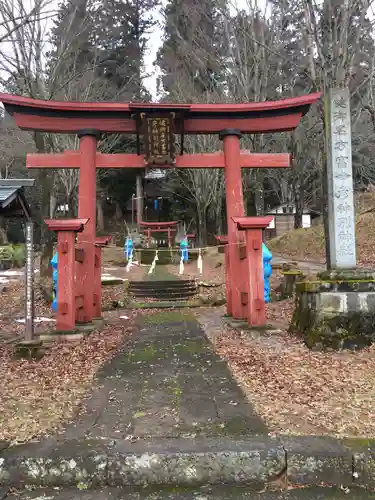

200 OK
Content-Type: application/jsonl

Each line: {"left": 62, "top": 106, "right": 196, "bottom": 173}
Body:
{"left": 290, "top": 269, "right": 375, "bottom": 350}
{"left": 14, "top": 339, "right": 44, "bottom": 360}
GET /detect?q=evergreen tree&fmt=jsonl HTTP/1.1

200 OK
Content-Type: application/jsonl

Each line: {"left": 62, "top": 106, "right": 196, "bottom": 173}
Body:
{"left": 47, "top": 0, "right": 95, "bottom": 99}
{"left": 157, "top": 0, "right": 226, "bottom": 98}
{"left": 94, "top": 0, "right": 159, "bottom": 100}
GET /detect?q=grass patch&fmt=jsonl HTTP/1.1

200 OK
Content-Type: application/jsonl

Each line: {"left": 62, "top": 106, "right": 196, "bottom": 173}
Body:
{"left": 140, "top": 310, "right": 195, "bottom": 325}
{"left": 173, "top": 340, "right": 208, "bottom": 355}
{"left": 102, "top": 246, "right": 125, "bottom": 266}
{"left": 129, "top": 344, "right": 167, "bottom": 362}
{"left": 144, "top": 266, "right": 178, "bottom": 282}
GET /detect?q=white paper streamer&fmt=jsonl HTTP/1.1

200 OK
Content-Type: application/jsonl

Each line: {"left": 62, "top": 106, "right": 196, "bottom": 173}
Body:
{"left": 179, "top": 256, "right": 184, "bottom": 275}
{"left": 126, "top": 254, "right": 133, "bottom": 272}
{"left": 197, "top": 248, "right": 203, "bottom": 274}
{"left": 148, "top": 250, "right": 159, "bottom": 274}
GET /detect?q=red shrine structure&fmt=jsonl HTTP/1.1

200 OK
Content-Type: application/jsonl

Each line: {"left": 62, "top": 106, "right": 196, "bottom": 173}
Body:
{"left": 139, "top": 220, "right": 178, "bottom": 247}
{"left": 0, "top": 92, "right": 321, "bottom": 331}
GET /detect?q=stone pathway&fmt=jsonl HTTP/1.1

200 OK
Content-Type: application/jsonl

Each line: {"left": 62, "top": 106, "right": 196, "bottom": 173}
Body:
{"left": 62, "top": 310, "right": 266, "bottom": 441}
{"left": 272, "top": 255, "right": 325, "bottom": 273}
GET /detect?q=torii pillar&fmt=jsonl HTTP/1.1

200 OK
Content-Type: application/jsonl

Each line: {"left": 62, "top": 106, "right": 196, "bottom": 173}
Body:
{"left": 76, "top": 129, "right": 100, "bottom": 323}
{"left": 220, "top": 129, "right": 245, "bottom": 319}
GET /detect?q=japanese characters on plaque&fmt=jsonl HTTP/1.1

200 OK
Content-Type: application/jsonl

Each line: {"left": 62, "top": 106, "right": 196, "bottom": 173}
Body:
{"left": 328, "top": 88, "right": 356, "bottom": 268}
{"left": 25, "top": 221, "right": 34, "bottom": 339}
{"left": 143, "top": 114, "right": 175, "bottom": 166}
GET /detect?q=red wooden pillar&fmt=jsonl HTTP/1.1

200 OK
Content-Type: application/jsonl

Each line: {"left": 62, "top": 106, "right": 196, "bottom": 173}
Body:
{"left": 224, "top": 245, "right": 231, "bottom": 314}
{"left": 76, "top": 129, "right": 100, "bottom": 323}
{"left": 94, "top": 236, "right": 112, "bottom": 318}
{"left": 220, "top": 129, "right": 245, "bottom": 319}
{"left": 44, "top": 219, "right": 88, "bottom": 331}
{"left": 232, "top": 217, "right": 273, "bottom": 326}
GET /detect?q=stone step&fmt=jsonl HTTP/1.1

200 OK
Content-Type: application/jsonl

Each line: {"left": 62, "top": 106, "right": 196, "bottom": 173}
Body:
{"left": 129, "top": 280, "right": 196, "bottom": 289}
{"left": 1, "top": 486, "right": 371, "bottom": 499}
{"left": 0, "top": 434, "right": 364, "bottom": 490}
{"left": 128, "top": 286, "right": 197, "bottom": 293}
{"left": 129, "top": 279, "right": 197, "bottom": 300}
{"left": 129, "top": 286, "right": 196, "bottom": 294}
{"left": 130, "top": 292, "right": 196, "bottom": 300}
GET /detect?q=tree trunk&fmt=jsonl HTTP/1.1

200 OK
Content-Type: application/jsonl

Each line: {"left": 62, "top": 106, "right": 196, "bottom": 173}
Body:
{"left": 97, "top": 197, "right": 105, "bottom": 232}
{"left": 215, "top": 205, "right": 223, "bottom": 235}
{"left": 33, "top": 132, "right": 56, "bottom": 277}
{"left": 67, "top": 191, "right": 76, "bottom": 217}
{"left": 254, "top": 170, "right": 265, "bottom": 216}
{"left": 115, "top": 202, "right": 123, "bottom": 220}
{"left": 39, "top": 173, "right": 55, "bottom": 277}
{"left": 197, "top": 206, "right": 208, "bottom": 246}
{"left": 136, "top": 175, "right": 143, "bottom": 226}
{"left": 0, "top": 219, "right": 8, "bottom": 244}
{"left": 50, "top": 195, "right": 57, "bottom": 218}
{"left": 294, "top": 179, "right": 304, "bottom": 229}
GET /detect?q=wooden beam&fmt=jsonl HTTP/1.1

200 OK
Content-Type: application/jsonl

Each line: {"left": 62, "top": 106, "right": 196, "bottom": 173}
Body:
{"left": 12, "top": 112, "right": 304, "bottom": 134}
{"left": 0, "top": 92, "right": 321, "bottom": 134}
{"left": 27, "top": 152, "right": 292, "bottom": 169}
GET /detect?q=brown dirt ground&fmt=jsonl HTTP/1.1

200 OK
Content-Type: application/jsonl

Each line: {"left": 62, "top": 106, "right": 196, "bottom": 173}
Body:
{"left": 0, "top": 316, "right": 135, "bottom": 444}
{"left": 197, "top": 306, "right": 375, "bottom": 438}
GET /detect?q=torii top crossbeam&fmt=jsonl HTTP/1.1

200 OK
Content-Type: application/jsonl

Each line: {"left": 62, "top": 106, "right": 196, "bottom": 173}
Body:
{"left": 0, "top": 92, "right": 321, "bottom": 134}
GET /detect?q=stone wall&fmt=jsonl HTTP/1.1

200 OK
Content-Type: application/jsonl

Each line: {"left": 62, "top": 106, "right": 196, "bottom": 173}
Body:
{"left": 290, "top": 276, "right": 375, "bottom": 350}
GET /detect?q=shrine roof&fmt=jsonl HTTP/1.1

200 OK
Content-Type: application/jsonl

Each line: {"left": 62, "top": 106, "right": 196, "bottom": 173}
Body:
{"left": 0, "top": 179, "right": 34, "bottom": 219}
{"left": 0, "top": 92, "right": 322, "bottom": 134}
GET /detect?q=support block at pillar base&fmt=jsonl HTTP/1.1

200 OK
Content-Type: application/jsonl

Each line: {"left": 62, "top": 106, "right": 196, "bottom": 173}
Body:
{"left": 14, "top": 340, "right": 44, "bottom": 360}
{"left": 290, "top": 269, "right": 375, "bottom": 350}
{"left": 75, "top": 321, "right": 100, "bottom": 333}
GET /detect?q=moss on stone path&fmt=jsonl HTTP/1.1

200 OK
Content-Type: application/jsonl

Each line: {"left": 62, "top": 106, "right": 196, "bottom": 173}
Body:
{"left": 58, "top": 309, "right": 267, "bottom": 441}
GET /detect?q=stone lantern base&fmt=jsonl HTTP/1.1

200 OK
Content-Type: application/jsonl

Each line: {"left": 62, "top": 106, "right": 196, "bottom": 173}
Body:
{"left": 290, "top": 269, "right": 375, "bottom": 350}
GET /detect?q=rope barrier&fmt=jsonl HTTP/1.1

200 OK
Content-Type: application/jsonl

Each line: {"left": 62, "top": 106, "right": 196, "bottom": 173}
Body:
{"left": 106, "top": 242, "right": 237, "bottom": 253}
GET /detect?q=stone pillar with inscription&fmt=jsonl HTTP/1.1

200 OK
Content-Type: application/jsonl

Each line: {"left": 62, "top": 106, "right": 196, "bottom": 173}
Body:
{"left": 326, "top": 88, "right": 356, "bottom": 269}
{"left": 291, "top": 87, "right": 375, "bottom": 351}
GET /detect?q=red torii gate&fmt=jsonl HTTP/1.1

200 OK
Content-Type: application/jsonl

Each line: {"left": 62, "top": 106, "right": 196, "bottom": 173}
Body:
{"left": 0, "top": 92, "right": 321, "bottom": 329}
{"left": 138, "top": 220, "right": 178, "bottom": 247}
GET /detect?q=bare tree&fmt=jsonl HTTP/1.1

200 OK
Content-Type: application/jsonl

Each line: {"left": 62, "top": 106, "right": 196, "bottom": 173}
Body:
{"left": 0, "top": 0, "right": 141, "bottom": 272}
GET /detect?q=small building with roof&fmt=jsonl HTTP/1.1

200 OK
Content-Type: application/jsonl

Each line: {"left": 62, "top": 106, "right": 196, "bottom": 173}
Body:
{"left": 0, "top": 178, "right": 34, "bottom": 219}
{"left": 264, "top": 203, "right": 320, "bottom": 239}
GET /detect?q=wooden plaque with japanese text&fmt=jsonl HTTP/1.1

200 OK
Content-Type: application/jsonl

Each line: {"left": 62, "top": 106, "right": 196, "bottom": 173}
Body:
{"left": 141, "top": 113, "right": 175, "bottom": 166}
